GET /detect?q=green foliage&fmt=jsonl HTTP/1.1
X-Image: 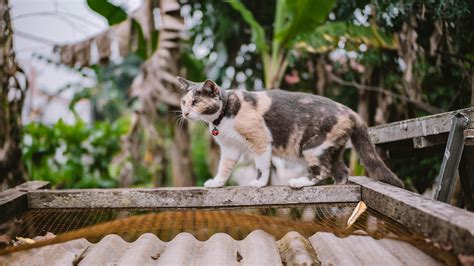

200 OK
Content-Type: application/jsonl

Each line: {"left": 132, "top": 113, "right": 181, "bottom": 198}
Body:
{"left": 181, "top": 52, "right": 206, "bottom": 82}
{"left": 296, "top": 22, "right": 398, "bottom": 53}
{"left": 275, "top": 0, "right": 336, "bottom": 47}
{"left": 391, "top": 154, "right": 443, "bottom": 193}
{"left": 22, "top": 118, "right": 130, "bottom": 188}
{"left": 226, "top": 0, "right": 269, "bottom": 54}
{"left": 70, "top": 55, "right": 143, "bottom": 121}
{"left": 86, "top": 0, "right": 128, "bottom": 25}
{"left": 131, "top": 19, "right": 149, "bottom": 59}
{"left": 190, "top": 126, "right": 212, "bottom": 186}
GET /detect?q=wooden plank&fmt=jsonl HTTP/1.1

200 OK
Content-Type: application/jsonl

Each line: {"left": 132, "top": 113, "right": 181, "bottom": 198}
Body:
{"left": 13, "top": 181, "right": 51, "bottom": 191}
{"left": 368, "top": 107, "right": 474, "bottom": 145}
{"left": 0, "top": 189, "right": 26, "bottom": 223}
{"left": 465, "top": 129, "right": 474, "bottom": 146}
{"left": 0, "top": 181, "right": 50, "bottom": 223}
{"left": 350, "top": 176, "right": 474, "bottom": 255}
{"left": 434, "top": 112, "right": 469, "bottom": 202}
{"left": 412, "top": 134, "right": 448, "bottom": 149}
{"left": 27, "top": 185, "right": 360, "bottom": 209}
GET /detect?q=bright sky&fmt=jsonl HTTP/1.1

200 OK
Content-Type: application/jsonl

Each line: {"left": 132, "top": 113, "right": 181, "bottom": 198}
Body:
{"left": 10, "top": 0, "right": 142, "bottom": 124}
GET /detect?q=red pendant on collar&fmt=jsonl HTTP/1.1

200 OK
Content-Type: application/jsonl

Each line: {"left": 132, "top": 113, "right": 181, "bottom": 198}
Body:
{"left": 211, "top": 127, "right": 219, "bottom": 136}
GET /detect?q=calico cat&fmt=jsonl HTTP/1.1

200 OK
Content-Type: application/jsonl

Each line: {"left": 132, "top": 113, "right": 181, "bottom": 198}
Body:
{"left": 177, "top": 77, "right": 404, "bottom": 189}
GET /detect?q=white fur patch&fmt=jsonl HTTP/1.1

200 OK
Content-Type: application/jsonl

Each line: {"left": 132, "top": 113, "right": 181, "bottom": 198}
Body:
{"left": 204, "top": 178, "right": 226, "bottom": 188}
{"left": 249, "top": 179, "right": 267, "bottom": 188}
{"left": 304, "top": 142, "right": 332, "bottom": 157}
{"left": 302, "top": 143, "right": 333, "bottom": 166}
{"left": 288, "top": 176, "right": 317, "bottom": 188}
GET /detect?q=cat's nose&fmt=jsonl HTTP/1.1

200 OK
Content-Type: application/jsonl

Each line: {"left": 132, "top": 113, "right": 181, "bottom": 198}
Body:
{"left": 184, "top": 111, "right": 190, "bottom": 117}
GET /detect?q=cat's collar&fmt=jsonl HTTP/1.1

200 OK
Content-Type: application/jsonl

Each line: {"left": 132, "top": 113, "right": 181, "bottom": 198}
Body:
{"left": 212, "top": 95, "right": 227, "bottom": 127}
{"left": 212, "top": 108, "right": 226, "bottom": 127}
{"left": 210, "top": 110, "right": 225, "bottom": 137}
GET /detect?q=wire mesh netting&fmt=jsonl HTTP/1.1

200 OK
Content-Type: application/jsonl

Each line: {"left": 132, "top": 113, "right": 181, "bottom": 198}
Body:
{"left": 0, "top": 203, "right": 456, "bottom": 262}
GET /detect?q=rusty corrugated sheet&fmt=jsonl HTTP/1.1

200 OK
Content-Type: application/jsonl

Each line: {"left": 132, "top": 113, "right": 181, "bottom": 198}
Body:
{"left": 0, "top": 230, "right": 442, "bottom": 266}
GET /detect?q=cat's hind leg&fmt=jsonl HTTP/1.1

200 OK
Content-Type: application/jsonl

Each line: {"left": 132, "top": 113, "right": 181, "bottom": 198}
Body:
{"left": 288, "top": 144, "right": 334, "bottom": 188}
{"left": 331, "top": 147, "right": 349, "bottom": 184}
{"left": 289, "top": 128, "right": 351, "bottom": 188}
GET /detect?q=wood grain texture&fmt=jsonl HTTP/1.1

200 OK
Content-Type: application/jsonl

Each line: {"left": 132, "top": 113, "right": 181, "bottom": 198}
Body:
{"left": 27, "top": 185, "right": 361, "bottom": 209}
{"left": 351, "top": 176, "right": 474, "bottom": 255}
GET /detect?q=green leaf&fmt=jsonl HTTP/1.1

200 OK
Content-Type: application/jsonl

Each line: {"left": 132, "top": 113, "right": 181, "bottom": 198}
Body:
{"left": 87, "top": 0, "right": 128, "bottom": 26}
{"left": 181, "top": 52, "right": 206, "bottom": 81}
{"left": 69, "top": 87, "right": 92, "bottom": 111}
{"left": 276, "top": 0, "right": 336, "bottom": 48}
{"left": 132, "top": 19, "right": 148, "bottom": 59}
{"left": 295, "top": 22, "right": 399, "bottom": 53}
{"left": 226, "top": 0, "right": 269, "bottom": 53}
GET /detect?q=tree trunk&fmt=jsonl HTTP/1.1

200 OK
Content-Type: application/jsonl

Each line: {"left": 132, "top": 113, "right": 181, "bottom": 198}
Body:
{"left": 315, "top": 56, "right": 326, "bottom": 96}
{"left": 0, "top": 0, "right": 28, "bottom": 191}
{"left": 171, "top": 121, "right": 195, "bottom": 186}
{"left": 399, "top": 14, "right": 423, "bottom": 117}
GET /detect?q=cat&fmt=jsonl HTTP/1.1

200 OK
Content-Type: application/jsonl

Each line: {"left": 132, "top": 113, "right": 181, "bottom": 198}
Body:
{"left": 177, "top": 77, "right": 404, "bottom": 189}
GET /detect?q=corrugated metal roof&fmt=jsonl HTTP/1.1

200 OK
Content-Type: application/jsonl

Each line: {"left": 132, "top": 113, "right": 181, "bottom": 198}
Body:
{"left": 1, "top": 230, "right": 443, "bottom": 266}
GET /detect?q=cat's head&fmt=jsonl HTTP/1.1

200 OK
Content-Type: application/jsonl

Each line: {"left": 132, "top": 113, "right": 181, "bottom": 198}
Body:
{"left": 177, "top": 77, "right": 223, "bottom": 122}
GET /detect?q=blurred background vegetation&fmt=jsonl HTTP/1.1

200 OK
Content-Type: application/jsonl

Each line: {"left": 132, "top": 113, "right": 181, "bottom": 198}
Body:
{"left": 1, "top": 0, "right": 472, "bottom": 194}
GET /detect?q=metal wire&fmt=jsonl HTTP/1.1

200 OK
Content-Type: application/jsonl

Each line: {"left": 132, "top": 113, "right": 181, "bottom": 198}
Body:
{"left": 2, "top": 202, "right": 457, "bottom": 263}
{"left": 5, "top": 203, "right": 416, "bottom": 244}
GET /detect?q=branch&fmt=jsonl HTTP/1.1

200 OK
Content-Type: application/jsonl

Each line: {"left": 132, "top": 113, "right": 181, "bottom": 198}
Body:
{"left": 327, "top": 72, "right": 444, "bottom": 114}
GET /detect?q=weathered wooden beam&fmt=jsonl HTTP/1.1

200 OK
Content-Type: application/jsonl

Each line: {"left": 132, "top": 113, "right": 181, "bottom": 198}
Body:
{"left": 368, "top": 107, "right": 474, "bottom": 145}
{"left": 27, "top": 185, "right": 360, "bottom": 209}
{"left": 459, "top": 146, "right": 474, "bottom": 211}
{"left": 434, "top": 112, "right": 470, "bottom": 202}
{"left": 412, "top": 134, "right": 448, "bottom": 149}
{"left": 350, "top": 176, "right": 474, "bottom": 255}
{"left": 465, "top": 129, "right": 474, "bottom": 146}
{"left": 0, "top": 181, "right": 50, "bottom": 222}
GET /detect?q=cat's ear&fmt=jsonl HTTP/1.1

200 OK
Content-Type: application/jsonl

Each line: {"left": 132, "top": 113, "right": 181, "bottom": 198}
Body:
{"left": 201, "top": 79, "right": 220, "bottom": 96}
{"left": 177, "top": 76, "right": 192, "bottom": 91}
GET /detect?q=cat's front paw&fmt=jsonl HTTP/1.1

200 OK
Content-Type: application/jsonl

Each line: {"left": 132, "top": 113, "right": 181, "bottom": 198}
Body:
{"left": 249, "top": 179, "right": 267, "bottom": 188}
{"left": 204, "top": 178, "right": 226, "bottom": 188}
{"left": 288, "top": 176, "right": 316, "bottom": 188}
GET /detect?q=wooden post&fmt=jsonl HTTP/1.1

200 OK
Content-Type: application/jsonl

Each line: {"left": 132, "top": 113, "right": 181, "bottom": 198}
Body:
{"left": 434, "top": 112, "right": 470, "bottom": 202}
{"left": 0, "top": 181, "right": 50, "bottom": 223}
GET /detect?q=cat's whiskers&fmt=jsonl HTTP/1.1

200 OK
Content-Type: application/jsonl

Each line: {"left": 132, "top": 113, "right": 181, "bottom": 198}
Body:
{"left": 197, "top": 120, "right": 208, "bottom": 131}
{"left": 172, "top": 111, "right": 187, "bottom": 132}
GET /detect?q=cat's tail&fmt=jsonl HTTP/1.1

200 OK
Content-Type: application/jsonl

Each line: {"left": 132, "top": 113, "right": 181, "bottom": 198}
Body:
{"left": 351, "top": 121, "right": 404, "bottom": 188}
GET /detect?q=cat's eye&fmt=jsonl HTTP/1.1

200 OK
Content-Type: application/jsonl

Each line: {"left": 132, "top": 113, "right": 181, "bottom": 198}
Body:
{"left": 192, "top": 100, "right": 198, "bottom": 106}
{"left": 181, "top": 99, "right": 185, "bottom": 105}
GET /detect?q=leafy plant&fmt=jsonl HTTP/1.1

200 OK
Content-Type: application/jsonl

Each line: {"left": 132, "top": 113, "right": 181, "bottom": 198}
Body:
{"left": 70, "top": 55, "right": 143, "bottom": 121}
{"left": 86, "top": 0, "right": 128, "bottom": 25}
{"left": 22, "top": 118, "right": 130, "bottom": 188}
{"left": 227, "top": 0, "right": 398, "bottom": 89}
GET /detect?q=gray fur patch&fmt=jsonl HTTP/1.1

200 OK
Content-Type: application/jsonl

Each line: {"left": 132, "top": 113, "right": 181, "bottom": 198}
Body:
{"left": 262, "top": 90, "right": 350, "bottom": 156}
{"left": 201, "top": 103, "right": 220, "bottom": 115}
{"left": 224, "top": 92, "right": 241, "bottom": 117}
{"left": 242, "top": 91, "right": 257, "bottom": 107}
{"left": 300, "top": 116, "right": 337, "bottom": 153}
